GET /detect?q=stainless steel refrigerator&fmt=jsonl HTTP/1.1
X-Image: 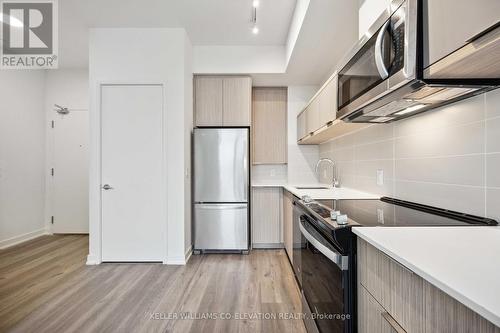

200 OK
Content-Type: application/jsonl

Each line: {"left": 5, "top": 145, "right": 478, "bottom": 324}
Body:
{"left": 193, "top": 128, "right": 249, "bottom": 252}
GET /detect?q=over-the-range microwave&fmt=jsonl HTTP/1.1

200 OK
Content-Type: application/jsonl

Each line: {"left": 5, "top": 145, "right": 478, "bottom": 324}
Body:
{"left": 336, "top": 0, "right": 500, "bottom": 123}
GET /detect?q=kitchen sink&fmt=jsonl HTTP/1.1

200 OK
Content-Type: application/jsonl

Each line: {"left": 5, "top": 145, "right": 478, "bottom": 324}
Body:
{"left": 294, "top": 186, "right": 330, "bottom": 190}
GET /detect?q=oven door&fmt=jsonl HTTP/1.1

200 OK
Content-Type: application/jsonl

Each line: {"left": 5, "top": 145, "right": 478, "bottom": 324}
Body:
{"left": 337, "top": 0, "right": 417, "bottom": 120}
{"left": 299, "top": 216, "right": 351, "bottom": 333}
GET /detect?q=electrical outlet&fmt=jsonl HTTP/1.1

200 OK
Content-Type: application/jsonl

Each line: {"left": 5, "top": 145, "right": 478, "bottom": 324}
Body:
{"left": 377, "top": 208, "right": 385, "bottom": 224}
{"left": 270, "top": 168, "right": 276, "bottom": 177}
{"left": 376, "top": 169, "right": 384, "bottom": 186}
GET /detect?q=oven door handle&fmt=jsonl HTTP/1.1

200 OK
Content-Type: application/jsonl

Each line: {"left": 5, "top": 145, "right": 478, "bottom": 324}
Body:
{"left": 375, "top": 20, "right": 390, "bottom": 80}
{"left": 299, "top": 220, "right": 348, "bottom": 271}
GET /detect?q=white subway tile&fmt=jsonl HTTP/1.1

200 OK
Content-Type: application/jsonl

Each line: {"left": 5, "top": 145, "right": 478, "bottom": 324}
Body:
{"left": 395, "top": 121, "right": 484, "bottom": 158}
{"left": 395, "top": 181, "right": 485, "bottom": 216}
{"left": 395, "top": 155, "right": 484, "bottom": 186}
{"left": 486, "top": 153, "right": 500, "bottom": 188}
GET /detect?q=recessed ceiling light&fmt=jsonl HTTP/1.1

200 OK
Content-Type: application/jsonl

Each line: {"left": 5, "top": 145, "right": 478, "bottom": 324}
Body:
{"left": 252, "top": 0, "right": 260, "bottom": 8}
{"left": 252, "top": 25, "right": 259, "bottom": 34}
{"left": 394, "top": 104, "right": 427, "bottom": 116}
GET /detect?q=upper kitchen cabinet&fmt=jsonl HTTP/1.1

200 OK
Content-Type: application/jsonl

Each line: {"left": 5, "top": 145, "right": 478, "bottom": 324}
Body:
{"left": 223, "top": 77, "right": 252, "bottom": 126}
{"left": 318, "top": 76, "right": 337, "bottom": 127}
{"left": 252, "top": 87, "right": 287, "bottom": 164}
{"left": 423, "top": 0, "right": 500, "bottom": 68}
{"left": 297, "top": 74, "right": 368, "bottom": 145}
{"left": 194, "top": 76, "right": 252, "bottom": 127}
{"left": 194, "top": 76, "right": 223, "bottom": 126}
{"left": 306, "top": 97, "right": 321, "bottom": 135}
{"left": 297, "top": 109, "right": 307, "bottom": 141}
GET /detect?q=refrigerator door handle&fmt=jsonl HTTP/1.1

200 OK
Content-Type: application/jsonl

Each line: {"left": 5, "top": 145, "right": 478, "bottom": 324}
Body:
{"left": 196, "top": 204, "right": 247, "bottom": 209}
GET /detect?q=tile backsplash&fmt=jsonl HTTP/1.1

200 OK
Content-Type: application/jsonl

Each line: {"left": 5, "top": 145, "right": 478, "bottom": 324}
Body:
{"left": 318, "top": 89, "right": 500, "bottom": 220}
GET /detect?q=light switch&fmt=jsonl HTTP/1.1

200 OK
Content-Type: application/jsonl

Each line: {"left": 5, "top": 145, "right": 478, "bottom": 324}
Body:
{"left": 376, "top": 169, "right": 384, "bottom": 186}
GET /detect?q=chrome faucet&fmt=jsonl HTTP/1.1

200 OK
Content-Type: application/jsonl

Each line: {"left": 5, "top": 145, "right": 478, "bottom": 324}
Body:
{"left": 315, "top": 158, "right": 340, "bottom": 188}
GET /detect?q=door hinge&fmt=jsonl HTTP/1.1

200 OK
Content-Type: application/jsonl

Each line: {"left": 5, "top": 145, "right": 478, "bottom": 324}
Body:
{"left": 51, "top": 216, "right": 54, "bottom": 224}
{"left": 51, "top": 120, "right": 54, "bottom": 128}
{"left": 51, "top": 168, "right": 54, "bottom": 176}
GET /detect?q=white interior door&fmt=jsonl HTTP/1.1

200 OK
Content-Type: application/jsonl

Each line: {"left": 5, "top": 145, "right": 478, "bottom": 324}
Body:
{"left": 101, "top": 84, "right": 164, "bottom": 262}
{"left": 53, "top": 111, "right": 89, "bottom": 233}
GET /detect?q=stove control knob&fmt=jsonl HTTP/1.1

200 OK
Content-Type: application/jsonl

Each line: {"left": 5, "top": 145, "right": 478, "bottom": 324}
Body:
{"left": 330, "top": 210, "right": 341, "bottom": 220}
{"left": 336, "top": 214, "right": 348, "bottom": 225}
{"left": 302, "top": 195, "right": 313, "bottom": 203}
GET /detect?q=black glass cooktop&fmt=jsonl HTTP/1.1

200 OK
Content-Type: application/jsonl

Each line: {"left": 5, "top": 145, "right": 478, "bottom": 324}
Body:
{"left": 317, "top": 197, "right": 498, "bottom": 227}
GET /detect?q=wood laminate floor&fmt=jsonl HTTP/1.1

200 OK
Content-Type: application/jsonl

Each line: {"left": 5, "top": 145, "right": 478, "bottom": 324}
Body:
{"left": 0, "top": 235, "right": 306, "bottom": 333}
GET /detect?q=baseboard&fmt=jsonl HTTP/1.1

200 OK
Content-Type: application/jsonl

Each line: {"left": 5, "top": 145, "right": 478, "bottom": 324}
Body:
{"left": 0, "top": 228, "right": 49, "bottom": 249}
{"left": 252, "top": 243, "right": 284, "bottom": 249}
{"left": 86, "top": 254, "right": 101, "bottom": 265}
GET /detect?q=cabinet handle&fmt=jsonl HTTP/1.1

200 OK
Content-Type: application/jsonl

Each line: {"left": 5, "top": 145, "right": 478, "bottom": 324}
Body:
{"left": 381, "top": 312, "right": 407, "bottom": 333}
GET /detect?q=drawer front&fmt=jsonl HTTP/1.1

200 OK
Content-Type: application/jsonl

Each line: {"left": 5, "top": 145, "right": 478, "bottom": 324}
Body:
{"left": 358, "top": 238, "right": 424, "bottom": 333}
{"left": 358, "top": 285, "right": 404, "bottom": 333}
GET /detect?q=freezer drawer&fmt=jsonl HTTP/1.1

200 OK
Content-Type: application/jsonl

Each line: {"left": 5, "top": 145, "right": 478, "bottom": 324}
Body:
{"left": 194, "top": 128, "right": 249, "bottom": 203}
{"left": 195, "top": 204, "right": 248, "bottom": 250}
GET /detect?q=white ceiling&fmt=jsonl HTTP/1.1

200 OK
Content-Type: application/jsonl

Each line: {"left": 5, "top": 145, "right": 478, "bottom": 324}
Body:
{"left": 58, "top": 0, "right": 296, "bottom": 68}
{"left": 252, "top": 0, "right": 359, "bottom": 86}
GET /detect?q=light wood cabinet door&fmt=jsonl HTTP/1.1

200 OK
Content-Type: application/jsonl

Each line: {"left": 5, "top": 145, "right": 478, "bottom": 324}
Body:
{"left": 358, "top": 285, "right": 399, "bottom": 333}
{"left": 358, "top": 238, "right": 424, "bottom": 333}
{"left": 318, "top": 77, "right": 337, "bottom": 127}
{"left": 423, "top": 280, "right": 500, "bottom": 333}
{"left": 283, "top": 190, "right": 294, "bottom": 262}
{"left": 423, "top": 0, "right": 500, "bottom": 67}
{"left": 252, "top": 87, "right": 287, "bottom": 164}
{"left": 297, "top": 110, "right": 307, "bottom": 141}
{"left": 223, "top": 77, "right": 252, "bottom": 126}
{"left": 194, "top": 77, "right": 223, "bottom": 126}
{"left": 251, "top": 187, "right": 282, "bottom": 247}
{"left": 306, "top": 98, "right": 321, "bottom": 135}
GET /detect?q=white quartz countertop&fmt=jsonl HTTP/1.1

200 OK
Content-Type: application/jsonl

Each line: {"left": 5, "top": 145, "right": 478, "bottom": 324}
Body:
{"left": 353, "top": 226, "right": 500, "bottom": 327}
{"left": 251, "top": 183, "right": 379, "bottom": 200}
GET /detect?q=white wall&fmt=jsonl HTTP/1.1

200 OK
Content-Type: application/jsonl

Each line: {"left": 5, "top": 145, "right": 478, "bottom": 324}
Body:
{"left": 193, "top": 45, "right": 286, "bottom": 74}
{"left": 0, "top": 71, "right": 47, "bottom": 248}
{"left": 44, "top": 69, "right": 89, "bottom": 233}
{"left": 88, "top": 28, "right": 192, "bottom": 264}
{"left": 184, "top": 36, "right": 193, "bottom": 255}
{"left": 287, "top": 86, "right": 319, "bottom": 184}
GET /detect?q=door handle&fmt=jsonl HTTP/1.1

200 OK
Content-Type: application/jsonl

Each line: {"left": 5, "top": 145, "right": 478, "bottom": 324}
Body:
{"left": 102, "top": 184, "right": 114, "bottom": 190}
{"left": 375, "top": 20, "right": 390, "bottom": 79}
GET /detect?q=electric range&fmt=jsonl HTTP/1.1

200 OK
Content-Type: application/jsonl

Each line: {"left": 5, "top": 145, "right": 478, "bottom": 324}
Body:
{"left": 292, "top": 196, "right": 497, "bottom": 333}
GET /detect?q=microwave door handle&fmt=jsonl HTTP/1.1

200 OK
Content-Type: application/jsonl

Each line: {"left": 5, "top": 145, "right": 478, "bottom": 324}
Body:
{"left": 375, "top": 20, "right": 390, "bottom": 79}
{"left": 299, "top": 220, "right": 348, "bottom": 270}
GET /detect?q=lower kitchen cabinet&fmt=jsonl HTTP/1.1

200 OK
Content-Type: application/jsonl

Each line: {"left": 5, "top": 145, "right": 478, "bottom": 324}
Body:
{"left": 357, "top": 238, "right": 500, "bottom": 333}
{"left": 251, "top": 187, "right": 282, "bottom": 248}
{"left": 358, "top": 285, "right": 401, "bottom": 333}
{"left": 283, "top": 190, "right": 294, "bottom": 261}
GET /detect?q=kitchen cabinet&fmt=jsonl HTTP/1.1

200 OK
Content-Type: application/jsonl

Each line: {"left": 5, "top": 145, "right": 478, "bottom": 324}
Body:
{"left": 283, "top": 189, "right": 294, "bottom": 262}
{"left": 357, "top": 238, "right": 500, "bottom": 333}
{"left": 252, "top": 87, "right": 287, "bottom": 164}
{"left": 297, "top": 110, "right": 307, "bottom": 141}
{"left": 318, "top": 76, "right": 337, "bottom": 128}
{"left": 305, "top": 97, "right": 320, "bottom": 135}
{"left": 251, "top": 187, "right": 282, "bottom": 248}
{"left": 223, "top": 77, "right": 252, "bottom": 126}
{"left": 194, "top": 77, "right": 223, "bottom": 126}
{"left": 297, "top": 73, "right": 369, "bottom": 145}
{"left": 423, "top": 0, "right": 500, "bottom": 68}
{"left": 358, "top": 285, "right": 401, "bottom": 333}
{"left": 194, "top": 76, "right": 251, "bottom": 127}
